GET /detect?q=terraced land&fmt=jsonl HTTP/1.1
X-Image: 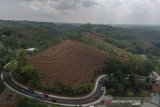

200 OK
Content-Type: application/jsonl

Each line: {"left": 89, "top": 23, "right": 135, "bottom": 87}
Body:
{"left": 27, "top": 40, "right": 110, "bottom": 88}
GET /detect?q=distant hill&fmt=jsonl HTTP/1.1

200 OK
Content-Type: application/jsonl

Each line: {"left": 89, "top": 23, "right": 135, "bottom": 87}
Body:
{"left": 0, "top": 20, "right": 160, "bottom": 56}
{"left": 0, "top": 20, "right": 79, "bottom": 50}
{"left": 74, "top": 24, "right": 160, "bottom": 56}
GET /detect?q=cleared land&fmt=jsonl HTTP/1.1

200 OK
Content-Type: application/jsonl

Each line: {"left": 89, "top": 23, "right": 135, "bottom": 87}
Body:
{"left": 0, "top": 88, "right": 20, "bottom": 107}
{"left": 27, "top": 40, "right": 110, "bottom": 88}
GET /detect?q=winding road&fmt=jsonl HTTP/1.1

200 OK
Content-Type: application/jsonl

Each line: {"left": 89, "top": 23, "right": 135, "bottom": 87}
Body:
{"left": 1, "top": 66, "right": 108, "bottom": 107}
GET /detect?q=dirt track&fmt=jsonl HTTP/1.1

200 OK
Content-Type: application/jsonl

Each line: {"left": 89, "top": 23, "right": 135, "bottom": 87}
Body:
{"left": 27, "top": 40, "right": 110, "bottom": 88}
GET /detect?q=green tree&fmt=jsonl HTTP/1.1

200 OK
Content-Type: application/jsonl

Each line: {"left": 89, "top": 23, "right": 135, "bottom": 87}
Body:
{"left": 108, "top": 88, "right": 116, "bottom": 95}
{"left": 107, "top": 76, "right": 119, "bottom": 89}
{"left": 6, "top": 60, "right": 18, "bottom": 75}
{"left": 17, "top": 49, "right": 27, "bottom": 67}
{"left": 126, "top": 90, "right": 134, "bottom": 97}
{"left": 139, "top": 90, "right": 150, "bottom": 97}
{"left": 103, "top": 57, "right": 122, "bottom": 75}
{"left": 143, "top": 59, "right": 155, "bottom": 75}
{"left": 77, "top": 83, "right": 94, "bottom": 94}
{"left": 21, "top": 65, "right": 40, "bottom": 86}
{"left": 115, "top": 83, "right": 124, "bottom": 95}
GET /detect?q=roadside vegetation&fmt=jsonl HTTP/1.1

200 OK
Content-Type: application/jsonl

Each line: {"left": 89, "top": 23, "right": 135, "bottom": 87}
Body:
{"left": 16, "top": 97, "right": 63, "bottom": 107}
{"left": 100, "top": 57, "right": 155, "bottom": 97}
{"left": 0, "top": 49, "right": 17, "bottom": 93}
{"left": 40, "top": 82, "right": 94, "bottom": 96}
{"left": 6, "top": 51, "right": 40, "bottom": 87}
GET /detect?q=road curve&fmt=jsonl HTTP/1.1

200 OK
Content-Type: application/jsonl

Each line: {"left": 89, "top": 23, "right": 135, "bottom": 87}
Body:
{"left": 1, "top": 66, "right": 107, "bottom": 107}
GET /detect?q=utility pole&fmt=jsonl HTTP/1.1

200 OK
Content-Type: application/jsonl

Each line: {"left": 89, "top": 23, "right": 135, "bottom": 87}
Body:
{"left": 158, "top": 92, "right": 160, "bottom": 107}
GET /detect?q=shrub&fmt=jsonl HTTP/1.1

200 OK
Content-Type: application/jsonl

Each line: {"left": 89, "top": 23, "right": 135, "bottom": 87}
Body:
{"left": 6, "top": 60, "right": 18, "bottom": 75}
{"left": 21, "top": 65, "right": 40, "bottom": 86}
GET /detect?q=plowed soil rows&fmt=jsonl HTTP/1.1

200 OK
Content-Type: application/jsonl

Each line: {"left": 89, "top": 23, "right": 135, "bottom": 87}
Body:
{"left": 27, "top": 40, "right": 110, "bottom": 88}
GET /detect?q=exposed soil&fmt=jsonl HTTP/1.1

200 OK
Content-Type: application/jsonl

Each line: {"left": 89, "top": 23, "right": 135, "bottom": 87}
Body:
{"left": 0, "top": 88, "right": 20, "bottom": 107}
{"left": 153, "top": 84, "right": 160, "bottom": 93}
{"left": 27, "top": 40, "right": 110, "bottom": 88}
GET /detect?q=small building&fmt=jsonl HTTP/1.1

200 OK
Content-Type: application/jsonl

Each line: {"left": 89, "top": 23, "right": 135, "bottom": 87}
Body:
{"left": 26, "top": 48, "right": 37, "bottom": 52}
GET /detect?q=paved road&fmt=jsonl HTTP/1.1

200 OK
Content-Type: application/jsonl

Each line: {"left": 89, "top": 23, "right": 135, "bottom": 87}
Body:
{"left": 1, "top": 70, "right": 107, "bottom": 107}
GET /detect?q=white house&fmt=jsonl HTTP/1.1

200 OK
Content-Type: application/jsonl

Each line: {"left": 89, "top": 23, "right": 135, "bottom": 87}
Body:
{"left": 26, "top": 48, "right": 37, "bottom": 52}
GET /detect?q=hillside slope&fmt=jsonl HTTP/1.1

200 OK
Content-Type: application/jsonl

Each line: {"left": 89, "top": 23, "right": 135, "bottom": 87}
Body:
{"left": 27, "top": 40, "right": 110, "bottom": 88}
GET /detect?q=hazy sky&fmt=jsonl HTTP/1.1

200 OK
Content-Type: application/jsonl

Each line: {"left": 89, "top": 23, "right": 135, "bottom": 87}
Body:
{"left": 0, "top": 0, "right": 160, "bottom": 25}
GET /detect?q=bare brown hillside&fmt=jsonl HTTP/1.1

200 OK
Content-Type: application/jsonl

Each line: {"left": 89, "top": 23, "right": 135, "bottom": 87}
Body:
{"left": 27, "top": 40, "right": 110, "bottom": 88}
